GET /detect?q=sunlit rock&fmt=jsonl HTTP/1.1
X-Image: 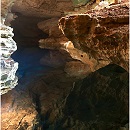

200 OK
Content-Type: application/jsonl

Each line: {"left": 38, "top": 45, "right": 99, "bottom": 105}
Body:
{"left": 59, "top": 3, "right": 129, "bottom": 71}
{"left": 0, "top": 22, "right": 18, "bottom": 95}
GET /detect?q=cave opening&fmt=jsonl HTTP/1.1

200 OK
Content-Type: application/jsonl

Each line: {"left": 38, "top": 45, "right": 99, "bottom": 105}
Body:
{"left": 10, "top": 13, "right": 53, "bottom": 85}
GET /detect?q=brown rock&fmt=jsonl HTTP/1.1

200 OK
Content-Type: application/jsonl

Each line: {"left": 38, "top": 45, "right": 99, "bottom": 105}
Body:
{"left": 1, "top": 0, "right": 15, "bottom": 18}
{"left": 39, "top": 37, "right": 68, "bottom": 50}
{"left": 59, "top": 3, "right": 129, "bottom": 71}
{"left": 1, "top": 89, "right": 38, "bottom": 130}
{"left": 55, "top": 64, "right": 128, "bottom": 130}
{"left": 64, "top": 61, "right": 91, "bottom": 77}
{"left": 1, "top": 69, "right": 77, "bottom": 129}
{"left": 11, "top": 0, "right": 74, "bottom": 17}
{"left": 40, "top": 50, "right": 71, "bottom": 68}
{"left": 38, "top": 18, "right": 71, "bottom": 50}
{"left": 37, "top": 18, "right": 63, "bottom": 37}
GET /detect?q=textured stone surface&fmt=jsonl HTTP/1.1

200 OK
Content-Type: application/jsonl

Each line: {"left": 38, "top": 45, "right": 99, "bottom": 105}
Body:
{"left": 1, "top": 89, "right": 38, "bottom": 129}
{"left": 37, "top": 17, "right": 87, "bottom": 75}
{"left": 11, "top": 0, "right": 74, "bottom": 18}
{"left": 1, "top": 0, "right": 129, "bottom": 129}
{"left": 39, "top": 36, "right": 68, "bottom": 50}
{"left": 1, "top": 0, "right": 15, "bottom": 18}
{"left": 1, "top": 0, "right": 19, "bottom": 95}
{"left": 64, "top": 61, "right": 91, "bottom": 77}
{"left": 0, "top": 22, "right": 18, "bottom": 95}
{"left": 59, "top": 2, "right": 129, "bottom": 71}
{"left": 38, "top": 17, "right": 70, "bottom": 51}
{"left": 38, "top": 18, "right": 63, "bottom": 38}
{"left": 40, "top": 50, "right": 72, "bottom": 68}
{"left": 2, "top": 64, "right": 128, "bottom": 130}
{"left": 1, "top": 69, "right": 76, "bottom": 129}
{"left": 54, "top": 64, "right": 129, "bottom": 130}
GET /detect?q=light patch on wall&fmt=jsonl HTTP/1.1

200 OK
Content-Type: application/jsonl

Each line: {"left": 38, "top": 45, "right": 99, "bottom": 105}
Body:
{"left": 0, "top": 20, "right": 18, "bottom": 95}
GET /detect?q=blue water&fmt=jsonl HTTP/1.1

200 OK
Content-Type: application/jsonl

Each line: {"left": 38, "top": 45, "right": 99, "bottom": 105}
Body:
{"left": 11, "top": 46, "right": 52, "bottom": 84}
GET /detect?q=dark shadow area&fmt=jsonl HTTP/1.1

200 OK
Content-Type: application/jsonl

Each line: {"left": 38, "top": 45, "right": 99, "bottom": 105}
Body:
{"left": 54, "top": 64, "right": 128, "bottom": 130}
{"left": 11, "top": 13, "right": 49, "bottom": 47}
{"left": 10, "top": 13, "right": 53, "bottom": 85}
{"left": 11, "top": 46, "right": 52, "bottom": 84}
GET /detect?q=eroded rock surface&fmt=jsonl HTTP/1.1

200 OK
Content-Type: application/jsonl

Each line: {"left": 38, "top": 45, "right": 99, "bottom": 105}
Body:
{"left": 59, "top": 2, "right": 129, "bottom": 71}
{"left": 11, "top": 0, "right": 74, "bottom": 18}
{"left": 1, "top": 0, "right": 129, "bottom": 129}
{"left": 1, "top": 69, "right": 76, "bottom": 129}
{"left": 1, "top": 0, "right": 18, "bottom": 95}
{"left": 2, "top": 89, "right": 38, "bottom": 129}
{"left": 40, "top": 50, "right": 73, "bottom": 68}
{"left": 53, "top": 64, "right": 129, "bottom": 130}
{"left": 64, "top": 61, "right": 91, "bottom": 77}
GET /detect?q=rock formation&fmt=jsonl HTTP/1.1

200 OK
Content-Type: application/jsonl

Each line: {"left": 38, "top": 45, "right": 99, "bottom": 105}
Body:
{"left": 0, "top": 23, "right": 18, "bottom": 95}
{"left": 59, "top": 2, "right": 129, "bottom": 72}
{"left": 1, "top": 0, "right": 129, "bottom": 129}
{"left": 1, "top": 0, "right": 18, "bottom": 95}
{"left": 1, "top": 69, "right": 76, "bottom": 129}
{"left": 54, "top": 64, "right": 129, "bottom": 130}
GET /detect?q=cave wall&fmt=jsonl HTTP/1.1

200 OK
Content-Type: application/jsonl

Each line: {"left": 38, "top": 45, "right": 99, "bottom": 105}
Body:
{"left": 1, "top": 0, "right": 129, "bottom": 129}
{"left": 59, "top": 2, "right": 129, "bottom": 72}
{"left": 1, "top": 0, "right": 19, "bottom": 95}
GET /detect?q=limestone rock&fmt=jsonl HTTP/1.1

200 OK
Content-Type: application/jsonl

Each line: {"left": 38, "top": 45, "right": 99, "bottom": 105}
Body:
{"left": 1, "top": 0, "right": 129, "bottom": 129}
{"left": 64, "top": 61, "right": 91, "bottom": 77}
{"left": 38, "top": 18, "right": 69, "bottom": 50}
{"left": 63, "top": 41, "right": 109, "bottom": 72}
{"left": 11, "top": 0, "right": 74, "bottom": 18}
{"left": 39, "top": 37, "right": 68, "bottom": 50}
{"left": 1, "top": 69, "right": 76, "bottom": 129}
{"left": 1, "top": 88, "right": 38, "bottom": 130}
{"left": 38, "top": 18, "right": 63, "bottom": 37}
{"left": 59, "top": 2, "right": 129, "bottom": 71}
{"left": 1, "top": 0, "right": 15, "bottom": 18}
{"left": 54, "top": 64, "right": 128, "bottom": 130}
{"left": 0, "top": 23, "right": 18, "bottom": 95}
{"left": 40, "top": 50, "right": 71, "bottom": 68}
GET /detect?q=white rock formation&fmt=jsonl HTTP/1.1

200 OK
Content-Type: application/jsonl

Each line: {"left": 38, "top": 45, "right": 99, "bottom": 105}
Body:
{"left": 0, "top": 20, "right": 18, "bottom": 95}
{"left": 94, "top": 1, "right": 110, "bottom": 10}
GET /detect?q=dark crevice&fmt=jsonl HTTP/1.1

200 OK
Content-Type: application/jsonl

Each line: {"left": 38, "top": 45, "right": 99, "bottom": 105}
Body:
{"left": 10, "top": 13, "right": 53, "bottom": 85}
{"left": 11, "top": 13, "right": 49, "bottom": 47}
{"left": 15, "top": 115, "right": 26, "bottom": 130}
{"left": 32, "top": 93, "right": 51, "bottom": 130}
